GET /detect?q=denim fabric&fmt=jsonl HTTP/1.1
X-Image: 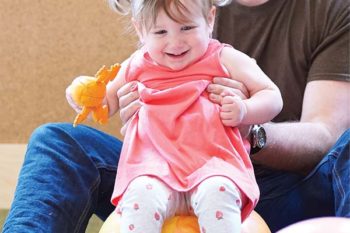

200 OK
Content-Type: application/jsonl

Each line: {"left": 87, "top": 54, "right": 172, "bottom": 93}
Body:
{"left": 3, "top": 123, "right": 122, "bottom": 233}
{"left": 255, "top": 129, "right": 350, "bottom": 232}
{"left": 3, "top": 124, "right": 349, "bottom": 233}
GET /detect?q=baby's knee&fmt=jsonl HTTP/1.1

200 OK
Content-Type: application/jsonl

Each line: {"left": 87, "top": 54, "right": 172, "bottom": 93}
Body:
{"left": 197, "top": 176, "right": 238, "bottom": 194}
{"left": 120, "top": 176, "right": 173, "bottom": 211}
{"left": 192, "top": 176, "right": 242, "bottom": 207}
{"left": 190, "top": 177, "right": 242, "bottom": 232}
{"left": 127, "top": 176, "right": 169, "bottom": 195}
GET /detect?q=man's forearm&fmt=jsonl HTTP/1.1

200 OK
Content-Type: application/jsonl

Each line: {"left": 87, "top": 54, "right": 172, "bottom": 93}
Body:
{"left": 251, "top": 121, "right": 341, "bottom": 174}
{"left": 252, "top": 80, "right": 350, "bottom": 174}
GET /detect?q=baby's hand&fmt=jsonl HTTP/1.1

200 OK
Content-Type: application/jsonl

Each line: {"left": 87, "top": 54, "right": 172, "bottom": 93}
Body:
{"left": 220, "top": 94, "right": 247, "bottom": 127}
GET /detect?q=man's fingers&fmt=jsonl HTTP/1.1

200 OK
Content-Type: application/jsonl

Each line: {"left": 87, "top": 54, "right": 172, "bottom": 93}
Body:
{"left": 117, "top": 81, "right": 141, "bottom": 127}
{"left": 208, "top": 77, "right": 249, "bottom": 99}
{"left": 117, "top": 81, "right": 139, "bottom": 109}
{"left": 119, "top": 99, "right": 141, "bottom": 124}
{"left": 208, "top": 93, "right": 222, "bottom": 104}
{"left": 117, "top": 82, "right": 138, "bottom": 100}
{"left": 120, "top": 120, "right": 131, "bottom": 136}
{"left": 213, "top": 77, "right": 247, "bottom": 92}
{"left": 118, "top": 90, "right": 139, "bottom": 109}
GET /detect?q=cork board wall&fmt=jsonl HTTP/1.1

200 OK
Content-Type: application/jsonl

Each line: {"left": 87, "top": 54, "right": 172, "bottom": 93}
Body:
{"left": 0, "top": 0, "right": 138, "bottom": 143}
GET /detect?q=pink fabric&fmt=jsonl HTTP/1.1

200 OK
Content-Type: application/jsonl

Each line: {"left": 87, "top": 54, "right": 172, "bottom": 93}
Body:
{"left": 112, "top": 39, "right": 259, "bottom": 220}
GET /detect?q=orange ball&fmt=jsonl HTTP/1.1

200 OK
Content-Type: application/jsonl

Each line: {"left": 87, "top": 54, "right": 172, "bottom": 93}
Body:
{"left": 99, "top": 211, "right": 271, "bottom": 233}
{"left": 161, "top": 215, "right": 200, "bottom": 233}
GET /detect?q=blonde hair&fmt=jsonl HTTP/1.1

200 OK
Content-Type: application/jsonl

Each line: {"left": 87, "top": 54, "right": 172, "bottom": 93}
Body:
{"left": 108, "top": 0, "right": 232, "bottom": 31}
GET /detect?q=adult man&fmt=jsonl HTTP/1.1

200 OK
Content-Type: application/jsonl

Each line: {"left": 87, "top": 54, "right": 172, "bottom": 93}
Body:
{"left": 211, "top": 0, "right": 350, "bottom": 230}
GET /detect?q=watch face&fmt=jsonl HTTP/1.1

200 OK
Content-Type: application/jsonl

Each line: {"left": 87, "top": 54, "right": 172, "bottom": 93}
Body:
{"left": 256, "top": 126, "right": 266, "bottom": 148}
{"left": 257, "top": 129, "right": 266, "bottom": 148}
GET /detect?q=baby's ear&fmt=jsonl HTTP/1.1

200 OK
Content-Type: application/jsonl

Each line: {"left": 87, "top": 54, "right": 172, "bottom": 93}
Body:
{"left": 208, "top": 6, "right": 216, "bottom": 33}
{"left": 132, "top": 18, "right": 144, "bottom": 42}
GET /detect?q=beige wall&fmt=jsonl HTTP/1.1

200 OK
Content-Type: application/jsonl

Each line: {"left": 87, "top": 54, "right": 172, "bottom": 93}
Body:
{"left": 0, "top": 0, "right": 138, "bottom": 143}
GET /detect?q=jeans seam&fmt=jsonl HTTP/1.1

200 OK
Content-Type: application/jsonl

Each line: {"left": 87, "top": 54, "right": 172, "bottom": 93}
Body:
{"left": 58, "top": 128, "right": 102, "bottom": 233}
{"left": 59, "top": 125, "right": 117, "bottom": 232}
{"left": 331, "top": 144, "right": 345, "bottom": 200}
{"left": 333, "top": 166, "right": 345, "bottom": 198}
{"left": 73, "top": 175, "right": 101, "bottom": 233}
{"left": 96, "top": 164, "right": 118, "bottom": 171}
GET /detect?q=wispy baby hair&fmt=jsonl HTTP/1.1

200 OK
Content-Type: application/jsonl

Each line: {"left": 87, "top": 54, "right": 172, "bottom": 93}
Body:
{"left": 108, "top": 0, "right": 232, "bottom": 31}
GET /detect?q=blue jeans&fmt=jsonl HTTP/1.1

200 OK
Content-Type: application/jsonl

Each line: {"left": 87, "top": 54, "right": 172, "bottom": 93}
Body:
{"left": 3, "top": 123, "right": 349, "bottom": 232}
{"left": 3, "top": 123, "right": 122, "bottom": 233}
{"left": 255, "top": 129, "right": 350, "bottom": 232}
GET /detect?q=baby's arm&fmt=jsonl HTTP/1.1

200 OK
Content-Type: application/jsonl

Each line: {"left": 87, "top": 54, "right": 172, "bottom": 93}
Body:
{"left": 105, "top": 59, "right": 129, "bottom": 117}
{"left": 219, "top": 47, "right": 283, "bottom": 126}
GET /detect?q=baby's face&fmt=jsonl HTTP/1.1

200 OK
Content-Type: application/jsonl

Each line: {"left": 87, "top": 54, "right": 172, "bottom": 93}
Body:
{"left": 137, "top": 2, "right": 215, "bottom": 70}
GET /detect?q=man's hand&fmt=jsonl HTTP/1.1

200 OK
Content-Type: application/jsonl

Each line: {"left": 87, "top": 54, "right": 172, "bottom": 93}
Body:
{"left": 117, "top": 81, "right": 141, "bottom": 135}
{"left": 207, "top": 77, "right": 249, "bottom": 104}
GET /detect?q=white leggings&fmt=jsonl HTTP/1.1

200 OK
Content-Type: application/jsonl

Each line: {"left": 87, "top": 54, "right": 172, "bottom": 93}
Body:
{"left": 116, "top": 176, "right": 242, "bottom": 233}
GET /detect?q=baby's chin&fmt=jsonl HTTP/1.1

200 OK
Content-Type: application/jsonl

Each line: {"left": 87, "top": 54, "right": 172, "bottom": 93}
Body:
{"left": 166, "top": 64, "right": 189, "bottom": 71}
{"left": 161, "top": 59, "right": 197, "bottom": 71}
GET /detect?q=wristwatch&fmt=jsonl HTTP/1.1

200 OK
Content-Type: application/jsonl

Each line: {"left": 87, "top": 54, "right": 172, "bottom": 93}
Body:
{"left": 250, "top": 124, "right": 267, "bottom": 155}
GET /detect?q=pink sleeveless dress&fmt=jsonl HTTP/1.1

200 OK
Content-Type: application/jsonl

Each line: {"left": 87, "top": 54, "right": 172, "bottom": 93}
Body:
{"left": 111, "top": 39, "right": 259, "bottom": 220}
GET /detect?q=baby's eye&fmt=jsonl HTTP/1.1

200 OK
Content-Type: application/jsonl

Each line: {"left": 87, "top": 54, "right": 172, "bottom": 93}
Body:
{"left": 181, "top": 26, "right": 196, "bottom": 31}
{"left": 153, "top": 30, "right": 167, "bottom": 35}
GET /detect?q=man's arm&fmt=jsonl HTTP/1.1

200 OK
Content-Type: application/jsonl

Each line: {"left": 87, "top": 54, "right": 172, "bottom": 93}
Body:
{"left": 252, "top": 80, "right": 350, "bottom": 174}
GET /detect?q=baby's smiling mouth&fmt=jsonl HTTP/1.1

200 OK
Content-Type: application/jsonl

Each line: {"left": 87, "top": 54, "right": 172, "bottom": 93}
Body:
{"left": 165, "top": 50, "right": 189, "bottom": 58}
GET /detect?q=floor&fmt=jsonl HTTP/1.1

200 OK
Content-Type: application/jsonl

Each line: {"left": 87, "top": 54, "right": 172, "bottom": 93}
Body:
{"left": 0, "top": 144, "right": 26, "bottom": 209}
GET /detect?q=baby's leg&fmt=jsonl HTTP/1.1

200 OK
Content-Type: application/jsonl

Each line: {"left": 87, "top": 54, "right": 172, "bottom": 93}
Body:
{"left": 190, "top": 176, "right": 242, "bottom": 233}
{"left": 117, "top": 176, "right": 177, "bottom": 233}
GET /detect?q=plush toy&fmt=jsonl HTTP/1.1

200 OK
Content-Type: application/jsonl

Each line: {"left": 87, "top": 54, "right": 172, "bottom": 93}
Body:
{"left": 70, "top": 63, "right": 121, "bottom": 127}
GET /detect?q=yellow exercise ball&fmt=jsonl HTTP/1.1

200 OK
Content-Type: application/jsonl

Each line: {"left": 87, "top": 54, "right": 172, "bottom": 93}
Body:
{"left": 99, "top": 210, "right": 270, "bottom": 233}
{"left": 242, "top": 211, "right": 271, "bottom": 233}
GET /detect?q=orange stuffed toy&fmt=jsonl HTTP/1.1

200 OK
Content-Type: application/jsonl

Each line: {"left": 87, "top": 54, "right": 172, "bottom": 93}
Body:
{"left": 70, "top": 63, "right": 121, "bottom": 127}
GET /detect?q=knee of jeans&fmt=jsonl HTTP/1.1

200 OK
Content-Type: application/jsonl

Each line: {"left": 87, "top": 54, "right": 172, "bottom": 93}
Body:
{"left": 26, "top": 123, "right": 84, "bottom": 162}
{"left": 29, "top": 123, "right": 72, "bottom": 143}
